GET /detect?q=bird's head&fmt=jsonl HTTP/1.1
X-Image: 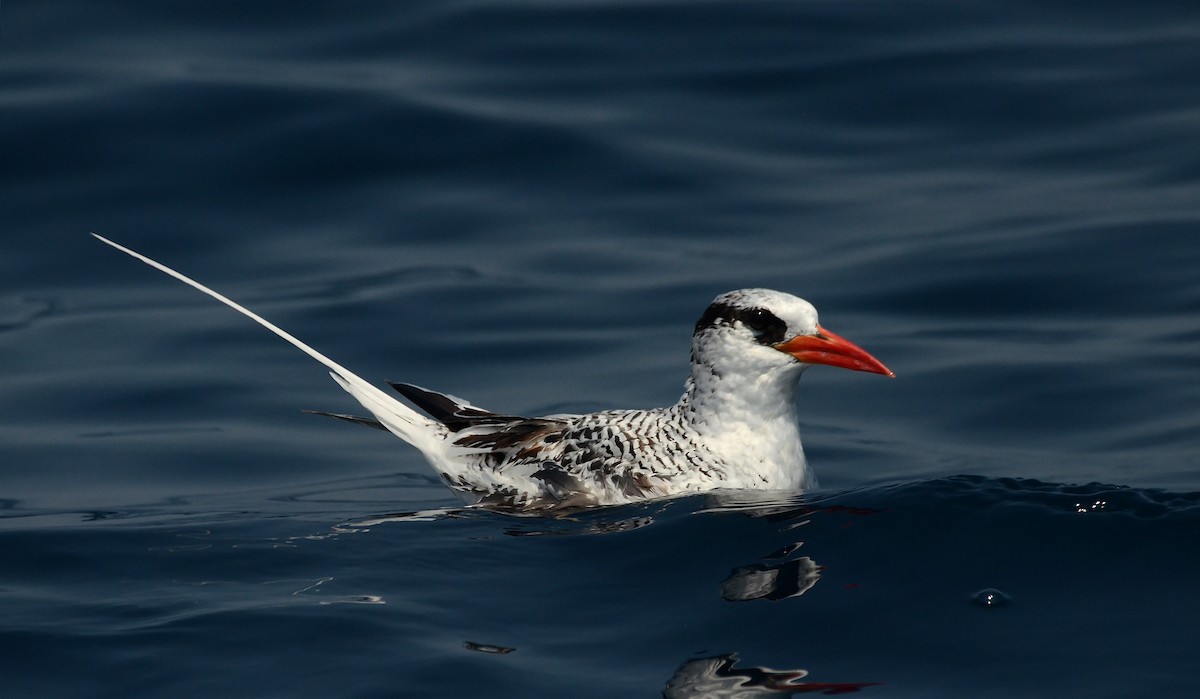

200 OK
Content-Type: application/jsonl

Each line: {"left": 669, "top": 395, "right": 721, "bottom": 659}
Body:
{"left": 692, "top": 289, "right": 894, "bottom": 380}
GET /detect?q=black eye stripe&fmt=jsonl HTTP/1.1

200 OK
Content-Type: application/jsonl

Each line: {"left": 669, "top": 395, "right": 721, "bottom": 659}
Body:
{"left": 694, "top": 302, "right": 788, "bottom": 345}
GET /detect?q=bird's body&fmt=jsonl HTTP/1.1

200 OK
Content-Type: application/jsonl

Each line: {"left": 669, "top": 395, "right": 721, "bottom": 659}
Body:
{"left": 375, "top": 379, "right": 801, "bottom": 508}
{"left": 94, "top": 236, "right": 893, "bottom": 509}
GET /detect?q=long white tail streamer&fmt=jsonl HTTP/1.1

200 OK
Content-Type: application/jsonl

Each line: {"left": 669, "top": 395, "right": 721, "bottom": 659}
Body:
{"left": 92, "top": 233, "right": 442, "bottom": 451}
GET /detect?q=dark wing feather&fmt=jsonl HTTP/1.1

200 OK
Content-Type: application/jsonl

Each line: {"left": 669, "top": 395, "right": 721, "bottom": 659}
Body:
{"left": 453, "top": 418, "right": 570, "bottom": 458}
{"left": 302, "top": 409, "right": 388, "bottom": 431}
{"left": 387, "top": 381, "right": 522, "bottom": 432}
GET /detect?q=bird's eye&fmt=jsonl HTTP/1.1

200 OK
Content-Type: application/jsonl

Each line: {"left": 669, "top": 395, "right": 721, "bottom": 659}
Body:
{"left": 741, "top": 308, "right": 787, "bottom": 344}
{"left": 744, "top": 309, "right": 772, "bottom": 333}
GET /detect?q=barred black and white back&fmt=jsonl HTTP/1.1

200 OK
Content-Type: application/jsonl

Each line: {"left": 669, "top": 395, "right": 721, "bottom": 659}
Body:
{"left": 94, "top": 235, "right": 892, "bottom": 509}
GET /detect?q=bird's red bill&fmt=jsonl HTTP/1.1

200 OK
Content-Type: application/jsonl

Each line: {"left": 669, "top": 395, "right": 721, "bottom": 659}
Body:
{"left": 775, "top": 325, "right": 894, "bottom": 377}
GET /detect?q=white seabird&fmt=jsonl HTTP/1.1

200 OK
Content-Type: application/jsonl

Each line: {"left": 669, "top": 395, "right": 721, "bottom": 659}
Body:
{"left": 94, "top": 234, "right": 893, "bottom": 509}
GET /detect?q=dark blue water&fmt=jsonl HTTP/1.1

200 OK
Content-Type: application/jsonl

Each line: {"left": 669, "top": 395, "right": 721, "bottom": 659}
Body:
{"left": 4, "top": 1, "right": 1200, "bottom": 696}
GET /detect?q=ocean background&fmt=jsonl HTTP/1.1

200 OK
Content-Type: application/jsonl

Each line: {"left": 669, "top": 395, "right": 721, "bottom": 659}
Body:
{"left": 3, "top": 1, "right": 1199, "bottom": 696}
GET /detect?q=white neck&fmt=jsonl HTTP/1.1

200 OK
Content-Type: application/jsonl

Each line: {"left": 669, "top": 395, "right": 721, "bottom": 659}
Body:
{"left": 675, "top": 357, "right": 812, "bottom": 490}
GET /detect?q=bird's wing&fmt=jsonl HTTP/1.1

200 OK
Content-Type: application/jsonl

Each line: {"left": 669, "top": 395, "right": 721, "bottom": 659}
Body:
{"left": 451, "top": 412, "right": 662, "bottom": 505}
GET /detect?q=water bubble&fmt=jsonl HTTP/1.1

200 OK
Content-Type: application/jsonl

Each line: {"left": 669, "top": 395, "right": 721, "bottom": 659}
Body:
{"left": 972, "top": 588, "right": 1011, "bottom": 608}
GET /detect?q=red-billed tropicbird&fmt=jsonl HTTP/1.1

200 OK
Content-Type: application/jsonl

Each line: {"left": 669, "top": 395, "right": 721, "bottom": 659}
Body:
{"left": 94, "top": 234, "right": 893, "bottom": 508}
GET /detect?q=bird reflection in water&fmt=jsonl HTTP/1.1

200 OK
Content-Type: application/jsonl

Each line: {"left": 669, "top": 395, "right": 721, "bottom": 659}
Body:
{"left": 664, "top": 654, "right": 878, "bottom": 697}
{"left": 720, "top": 556, "right": 822, "bottom": 602}
{"left": 349, "top": 495, "right": 879, "bottom": 605}
{"left": 703, "top": 494, "right": 881, "bottom": 603}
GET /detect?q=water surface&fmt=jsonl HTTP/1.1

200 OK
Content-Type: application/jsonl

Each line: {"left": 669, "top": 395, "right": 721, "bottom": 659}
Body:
{"left": 3, "top": 1, "right": 1199, "bottom": 696}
